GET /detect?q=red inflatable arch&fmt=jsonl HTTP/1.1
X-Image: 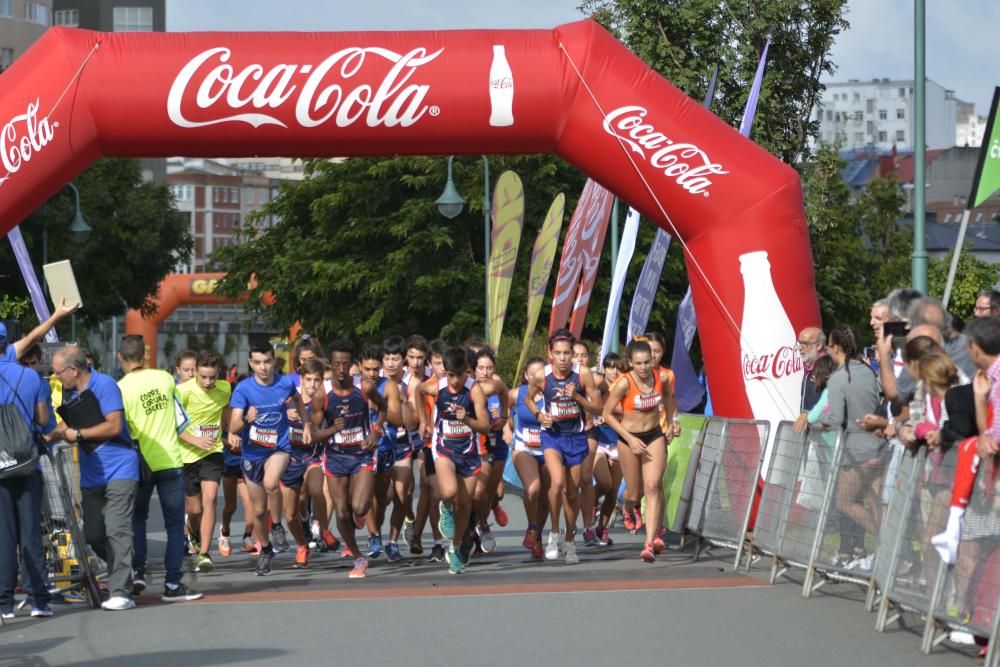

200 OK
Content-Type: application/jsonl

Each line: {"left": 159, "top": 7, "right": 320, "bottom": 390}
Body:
{"left": 0, "top": 20, "right": 819, "bottom": 424}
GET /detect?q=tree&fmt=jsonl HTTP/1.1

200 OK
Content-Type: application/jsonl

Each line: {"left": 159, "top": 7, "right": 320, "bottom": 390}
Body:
{"left": 0, "top": 158, "right": 192, "bottom": 331}
{"left": 929, "top": 250, "right": 1000, "bottom": 322}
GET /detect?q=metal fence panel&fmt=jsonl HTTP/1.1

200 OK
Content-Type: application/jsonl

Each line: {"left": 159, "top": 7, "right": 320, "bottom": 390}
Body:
{"left": 686, "top": 417, "right": 728, "bottom": 537}
{"left": 668, "top": 414, "right": 709, "bottom": 534}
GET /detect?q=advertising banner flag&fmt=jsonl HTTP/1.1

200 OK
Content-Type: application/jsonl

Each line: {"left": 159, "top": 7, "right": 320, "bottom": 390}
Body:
{"left": 599, "top": 206, "right": 640, "bottom": 361}
{"left": 567, "top": 185, "right": 615, "bottom": 338}
{"left": 970, "top": 87, "right": 1000, "bottom": 209}
{"left": 486, "top": 170, "right": 525, "bottom": 351}
{"left": 627, "top": 229, "right": 672, "bottom": 342}
{"left": 6, "top": 227, "right": 57, "bottom": 343}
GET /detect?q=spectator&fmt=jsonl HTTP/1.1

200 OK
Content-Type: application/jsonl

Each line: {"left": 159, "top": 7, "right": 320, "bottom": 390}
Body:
{"left": 870, "top": 299, "right": 889, "bottom": 339}
{"left": 0, "top": 352, "right": 50, "bottom": 619}
{"left": 907, "top": 296, "right": 975, "bottom": 379}
{"left": 0, "top": 299, "right": 77, "bottom": 363}
{"left": 46, "top": 346, "right": 139, "bottom": 611}
{"left": 974, "top": 289, "right": 1000, "bottom": 319}
{"left": 793, "top": 327, "right": 826, "bottom": 433}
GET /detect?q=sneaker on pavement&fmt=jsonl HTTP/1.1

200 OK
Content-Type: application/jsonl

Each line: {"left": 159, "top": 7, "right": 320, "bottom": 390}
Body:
{"left": 564, "top": 540, "right": 580, "bottom": 565}
{"left": 101, "top": 596, "right": 136, "bottom": 611}
{"left": 367, "top": 535, "right": 383, "bottom": 559}
{"left": 531, "top": 536, "right": 544, "bottom": 559}
{"left": 523, "top": 526, "right": 538, "bottom": 551}
{"left": 196, "top": 553, "right": 215, "bottom": 573}
{"left": 632, "top": 508, "right": 644, "bottom": 533}
{"left": 218, "top": 530, "right": 232, "bottom": 558}
{"left": 255, "top": 550, "right": 274, "bottom": 577}
{"left": 349, "top": 558, "right": 368, "bottom": 579}
{"left": 131, "top": 568, "right": 147, "bottom": 596}
{"left": 447, "top": 547, "right": 465, "bottom": 574}
{"left": 321, "top": 530, "right": 341, "bottom": 552}
{"left": 294, "top": 546, "right": 310, "bottom": 568}
{"left": 544, "top": 531, "right": 562, "bottom": 560}
{"left": 829, "top": 553, "right": 851, "bottom": 569}
{"left": 429, "top": 544, "right": 446, "bottom": 563}
{"left": 240, "top": 535, "right": 256, "bottom": 553}
{"left": 162, "top": 583, "right": 203, "bottom": 603}
{"left": 1, "top": 608, "right": 14, "bottom": 620}
{"left": 271, "top": 524, "right": 290, "bottom": 553}
{"left": 477, "top": 525, "right": 497, "bottom": 553}
{"left": 30, "top": 605, "right": 54, "bottom": 618}
{"left": 653, "top": 533, "right": 666, "bottom": 555}
{"left": 403, "top": 518, "right": 416, "bottom": 547}
{"left": 623, "top": 508, "right": 636, "bottom": 532}
{"left": 385, "top": 542, "right": 402, "bottom": 562}
{"left": 847, "top": 553, "right": 874, "bottom": 572}
{"left": 409, "top": 537, "right": 424, "bottom": 555}
{"left": 459, "top": 537, "right": 476, "bottom": 565}
{"left": 438, "top": 501, "right": 456, "bottom": 540}
{"left": 583, "top": 528, "right": 598, "bottom": 547}
{"left": 340, "top": 545, "right": 355, "bottom": 559}
{"left": 598, "top": 528, "right": 614, "bottom": 546}
{"left": 492, "top": 502, "right": 509, "bottom": 527}
{"left": 640, "top": 543, "right": 656, "bottom": 563}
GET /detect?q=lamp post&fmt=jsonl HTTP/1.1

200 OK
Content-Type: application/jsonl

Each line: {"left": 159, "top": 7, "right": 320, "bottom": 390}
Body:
{"left": 436, "top": 155, "right": 491, "bottom": 342}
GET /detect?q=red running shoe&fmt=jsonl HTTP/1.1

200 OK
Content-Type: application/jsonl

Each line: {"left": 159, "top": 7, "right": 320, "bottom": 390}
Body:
{"left": 321, "top": 530, "right": 341, "bottom": 552}
{"left": 531, "top": 537, "right": 544, "bottom": 559}
{"left": 653, "top": 527, "right": 667, "bottom": 554}
{"left": 493, "top": 502, "right": 509, "bottom": 527}
{"left": 340, "top": 545, "right": 355, "bottom": 559}
{"left": 623, "top": 508, "right": 636, "bottom": 532}
{"left": 640, "top": 543, "right": 656, "bottom": 563}
{"left": 523, "top": 527, "right": 537, "bottom": 551}
{"left": 632, "top": 508, "right": 644, "bottom": 534}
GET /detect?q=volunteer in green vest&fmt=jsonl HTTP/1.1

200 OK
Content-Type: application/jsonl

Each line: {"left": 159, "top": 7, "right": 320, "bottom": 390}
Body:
{"left": 117, "top": 335, "right": 202, "bottom": 603}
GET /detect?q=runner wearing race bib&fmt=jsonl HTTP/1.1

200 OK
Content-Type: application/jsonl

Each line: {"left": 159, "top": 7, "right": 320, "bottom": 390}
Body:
{"left": 410, "top": 337, "right": 447, "bottom": 563}
{"left": 470, "top": 348, "right": 509, "bottom": 555}
{"left": 593, "top": 353, "right": 626, "bottom": 547}
{"left": 508, "top": 357, "right": 548, "bottom": 559}
{"left": 572, "top": 340, "right": 600, "bottom": 548}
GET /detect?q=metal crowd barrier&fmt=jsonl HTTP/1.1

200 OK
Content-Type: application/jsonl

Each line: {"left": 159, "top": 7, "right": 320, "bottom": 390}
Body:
{"left": 754, "top": 423, "right": 843, "bottom": 585}
{"left": 37, "top": 443, "right": 103, "bottom": 609}
{"left": 686, "top": 418, "right": 769, "bottom": 569}
{"left": 922, "top": 452, "right": 1000, "bottom": 665}
{"left": 670, "top": 414, "right": 710, "bottom": 537}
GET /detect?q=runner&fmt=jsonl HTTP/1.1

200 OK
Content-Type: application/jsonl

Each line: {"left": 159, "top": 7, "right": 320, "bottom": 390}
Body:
{"left": 594, "top": 353, "right": 626, "bottom": 546}
{"left": 472, "top": 348, "right": 509, "bottom": 554}
{"left": 572, "top": 341, "right": 600, "bottom": 547}
{"left": 280, "top": 357, "right": 328, "bottom": 568}
{"left": 526, "top": 329, "right": 603, "bottom": 565}
{"left": 311, "top": 340, "right": 388, "bottom": 579}
{"left": 176, "top": 351, "right": 231, "bottom": 572}
{"left": 358, "top": 344, "right": 404, "bottom": 561}
{"left": 505, "top": 356, "right": 549, "bottom": 559}
{"left": 412, "top": 338, "right": 449, "bottom": 563}
{"left": 602, "top": 338, "right": 674, "bottom": 562}
{"left": 227, "top": 340, "right": 310, "bottom": 576}
{"left": 411, "top": 347, "right": 493, "bottom": 574}
{"left": 175, "top": 349, "right": 197, "bottom": 384}
{"left": 400, "top": 335, "right": 431, "bottom": 554}
{"left": 644, "top": 331, "right": 680, "bottom": 544}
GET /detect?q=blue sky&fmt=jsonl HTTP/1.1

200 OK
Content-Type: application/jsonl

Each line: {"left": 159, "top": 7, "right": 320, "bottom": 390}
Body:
{"left": 167, "top": 0, "right": 998, "bottom": 115}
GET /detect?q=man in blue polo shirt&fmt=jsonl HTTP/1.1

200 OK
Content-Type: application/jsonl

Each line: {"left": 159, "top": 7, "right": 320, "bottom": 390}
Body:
{"left": 47, "top": 346, "right": 139, "bottom": 611}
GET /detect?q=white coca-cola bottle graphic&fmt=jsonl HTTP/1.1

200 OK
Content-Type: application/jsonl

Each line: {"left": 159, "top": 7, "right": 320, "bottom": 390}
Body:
{"left": 488, "top": 45, "right": 514, "bottom": 127}
{"left": 739, "top": 251, "right": 804, "bottom": 477}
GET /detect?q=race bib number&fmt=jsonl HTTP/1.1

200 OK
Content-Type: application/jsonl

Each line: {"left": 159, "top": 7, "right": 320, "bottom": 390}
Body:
{"left": 248, "top": 425, "right": 278, "bottom": 448}
{"left": 334, "top": 426, "right": 365, "bottom": 448}
{"left": 521, "top": 427, "right": 541, "bottom": 447}
{"left": 194, "top": 424, "right": 220, "bottom": 441}
{"left": 443, "top": 419, "right": 473, "bottom": 439}
{"left": 552, "top": 399, "right": 580, "bottom": 421}
{"left": 633, "top": 392, "right": 662, "bottom": 413}
{"left": 289, "top": 426, "right": 306, "bottom": 447}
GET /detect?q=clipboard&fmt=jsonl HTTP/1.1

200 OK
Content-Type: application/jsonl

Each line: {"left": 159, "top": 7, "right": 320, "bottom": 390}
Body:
{"left": 43, "top": 260, "right": 83, "bottom": 310}
{"left": 56, "top": 389, "right": 105, "bottom": 454}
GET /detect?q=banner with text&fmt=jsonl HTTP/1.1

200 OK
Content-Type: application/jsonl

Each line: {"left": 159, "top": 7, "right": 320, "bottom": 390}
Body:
{"left": 600, "top": 206, "right": 640, "bottom": 361}
{"left": 567, "top": 184, "right": 615, "bottom": 338}
{"left": 486, "top": 170, "right": 525, "bottom": 351}
{"left": 627, "top": 229, "right": 672, "bottom": 341}
{"left": 970, "top": 87, "right": 1000, "bottom": 209}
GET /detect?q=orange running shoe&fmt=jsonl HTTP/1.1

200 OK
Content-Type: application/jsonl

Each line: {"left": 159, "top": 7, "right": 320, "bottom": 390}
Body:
{"left": 218, "top": 529, "right": 232, "bottom": 558}
{"left": 523, "top": 526, "right": 538, "bottom": 551}
{"left": 653, "top": 528, "right": 667, "bottom": 554}
{"left": 348, "top": 557, "right": 368, "bottom": 579}
{"left": 492, "top": 503, "right": 509, "bottom": 527}
{"left": 294, "top": 545, "right": 309, "bottom": 568}
{"left": 340, "top": 545, "right": 355, "bottom": 559}
{"left": 321, "top": 530, "right": 341, "bottom": 552}
{"left": 640, "top": 544, "right": 656, "bottom": 563}
{"left": 623, "top": 508, "right": 636, "bottom": 532}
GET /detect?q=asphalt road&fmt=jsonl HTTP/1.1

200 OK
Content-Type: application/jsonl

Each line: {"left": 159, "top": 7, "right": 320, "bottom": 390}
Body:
{"left": 0, "top": 491, "right": 982, "bottom": 666}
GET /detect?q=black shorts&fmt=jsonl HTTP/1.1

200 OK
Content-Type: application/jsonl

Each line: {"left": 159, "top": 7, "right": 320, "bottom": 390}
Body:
{"left": 620, "top": 426, "right": 665, "bottom": 447}
{"left": 184, "top": 453, "right": 225, "bottom": 496}
{"left": 422, "top": 447, "right": 436, "bottom": 477}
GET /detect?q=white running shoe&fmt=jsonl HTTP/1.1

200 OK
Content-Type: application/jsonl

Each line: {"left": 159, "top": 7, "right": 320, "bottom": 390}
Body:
{"left": 564, "top": 540, "right": 579, "bottom": 565}
{"left": 477, "top": 525, "right": 497, "bottom": 553}
{"left": 949, "top": 630, "right": 976, "bottom": 645}
{"left": 544, "top": 531, "right": 562, "bottom": 560}
{"left": 101, "top": 596, "right": 136, "bottom": 611}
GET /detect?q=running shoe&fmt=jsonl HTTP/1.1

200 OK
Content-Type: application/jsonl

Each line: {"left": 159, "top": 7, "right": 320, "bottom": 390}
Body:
{"left": 623, "top": 508, "right": 636, "bottom": 532}
{"left": 340, "top": 545, "right": 355, "bottom": 559}
{"left": 846, "top": 553, "right": 874, "bottom": 573}
{"left": 187, "top": 530, "right": 200, "bottom": 556}
{"left": 640, "top": 543, "right": 656, "bottom": 563}
{"left": 544, "top": 531, "right": 562, "bottom": 560}
{"left": 447, "top": 546, "right": 465, "bottom": 574}
{"left": 30, "top": 605, "right": 54, "bottom": 618}
{"left": 218, "top": 529, "right": 232, "bottom": 558}
{"left": 459, "top": 537, "right": 476, "bottom": 565}
{"left": 196, "top": 553, "right": 215, "bottom": 573}
{"left": 1, "top": 607, "right": 14, "bottom": 620}
{"left": 583, "top": 528, "right": 598, "bottom": 548}
{"left": 829, "top": 553, "right": 851, "bottom": 569}
{"left": 477, "top": 525, "right": 497, "bottom": 553}
{"left": 564, "top": 540, "right": 580, "bottom": 565}
{"left": 598, "top": 528, "right": 614, "bottom": 546}
{"left": 255, "top": 550, "right": 274, "bottom": 576}
{"left": 271, "top": 524, "right": 290, "bottom": 553}
{"left": 523, "top": 526, "right": 538, "bottom": 551}
{"left": 131, "top": 568, "right": 147, "bottom": 596}
{"left": 311, "top": 520, "right": 322, "bottom": 545}
{"left": 429, "top": 544, "right": 446, "bottom": 563}
{"left": 410, "top": 537, "right": 424, "bottom": 555}
{"left": 531, "top": 537, "right": 544, "bottom": 559}
{"left": 294, "top": 546, "right": 310, "bottom": 568}
{"left": 438, "top": 501, "right": 456, "bottom": 540}
{"left": 653, "top": 528, "right": 667, "bottom": 555}
{"left": 321, "top": 530, "right": 341, "bottom": 552}
{"left": 101, "top": 596, "right": 136, "bottom": 611}
{"left": 240, "top": 534, "right": 256, "bottom": 553}
{"left": 161, "top": 583, "right": 204, "bottom": 603}
{"left": 367, "top": 535, "right": 383, "bottom": 559}
{"left": 349, "top": 558, "right": 369, "bottom": 579}
{"left": 631, "top": 508, "right": 644, "bottom": 533}
{"left": 403, "top": 518, "right": 416, "bottom": 547}
{"left": 386, "top": 542, "right": 403, "bottom": 562}
{"left": 492, "top": 502, "right": 509, "bottom": 527}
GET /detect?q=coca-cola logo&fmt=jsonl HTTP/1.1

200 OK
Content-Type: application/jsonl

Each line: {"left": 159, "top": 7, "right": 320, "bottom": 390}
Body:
{"left": 167, "top": 46, "right": 444, "bottom": 130}
{"left": 742, "top": 345, "right": 803, "bottom": 382}
{"left": 602, "top": 105, "right": 727, "bottom": 197}
{"left": 490, "top": 77, "right": 513, "bottom": 90}
{"left": 0, "top": 99, "right": 57, "bottom": 186}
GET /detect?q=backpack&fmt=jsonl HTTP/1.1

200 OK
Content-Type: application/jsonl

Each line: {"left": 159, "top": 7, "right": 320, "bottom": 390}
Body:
{"left": 0, "top": 367, "right": 41, "bottom": 479}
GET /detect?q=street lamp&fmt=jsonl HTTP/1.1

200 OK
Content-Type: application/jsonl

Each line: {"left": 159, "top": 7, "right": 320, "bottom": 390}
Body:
{"left": 436, "top": 155, "right": 491, "bottom": 342}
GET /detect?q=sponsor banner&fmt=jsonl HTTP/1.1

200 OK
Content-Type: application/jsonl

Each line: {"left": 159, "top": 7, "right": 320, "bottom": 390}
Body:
{"left": 599, "top": 206, "right": 640, "bottom": 361}
{"left": 627, "top": 229, "right": 672, "bottom": 342}
{"left": 566, "top": 184, "right": 615, "bottom": 338}
{"left": 970, "top": 87, "right": 1000, "bottom": 209}
{"left": 486, "top": 170, "right": 525, "bottom": 351}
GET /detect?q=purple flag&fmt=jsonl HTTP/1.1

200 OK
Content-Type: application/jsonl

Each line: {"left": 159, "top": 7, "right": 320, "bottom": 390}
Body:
{"left": 626, "top": 229, "right": 671, "bottom": 342}
{"left": 738, "top": 37, "right": 771, "bottom": 138}
{"left": 6, "top": 227, "right": 57, "bottom": 343}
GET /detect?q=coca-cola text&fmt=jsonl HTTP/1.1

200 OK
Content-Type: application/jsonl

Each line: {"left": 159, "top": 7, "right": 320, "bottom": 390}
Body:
{"left": 0, "top": 99, "right": 57, "bottom": 185}
{"left": 742, "top": 345, "right": 803, "bottom": 382}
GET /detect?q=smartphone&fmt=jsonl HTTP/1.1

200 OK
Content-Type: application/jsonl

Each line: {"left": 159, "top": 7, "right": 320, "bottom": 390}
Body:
{"left": 883, "top": 321, "right": 910, "bottom": 338}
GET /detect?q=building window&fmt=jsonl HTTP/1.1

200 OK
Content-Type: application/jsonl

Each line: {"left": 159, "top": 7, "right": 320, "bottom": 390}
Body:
{"left": 113, "top": 6, "right": 153, "bottom": 32}
{"left": 896, "top": 130, "right": 905, "bottom": 142}
{"left": 825, "top": 110, "right": 832, "bottom": 121}
{"left": 53, "top": 8, "right": 78, "bottom": 26}
{"left": 896, "top": 109, "right": 905, "bottom": 120}
{"left": 854, "top": 111, "right": 863, "bottom": 122}
{"left": 898, "top": 87, "right": 906, "bottom": 98}
{"left": 23, "top": 1, "right": 49, "bottom": 26}
{"left": 866, "top": 121, "right": 874, "bottom": 134}
{"left": 853, "top": 92, "right": 860, "bottom": 102}
{"left": 879, "top": 109, "right": 887, "bottom": 120}
{"left": 854, "top": 132, "right": 864, "bottom": 143}
{"left": 0, "top": 48, "right": 12, "bottom": 69}
{"left": 866, "top": 99, "right": 875, "bottom": 113}
{"left": 0, "top": 0, "right": 11, "bottom": 18}
{"left": 878, "top": 130, "right": 887, "bottom": 142}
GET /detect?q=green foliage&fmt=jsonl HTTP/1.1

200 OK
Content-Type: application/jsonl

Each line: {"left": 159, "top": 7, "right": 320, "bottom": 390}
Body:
{"left": 0, "top": 158, "right": 192, "bottom": 331}
{"left": 0, "top": 294, "right": 31, "bottom": 321}
{"left": 929, "top": 250, "right": 1000, "bottom": 321}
